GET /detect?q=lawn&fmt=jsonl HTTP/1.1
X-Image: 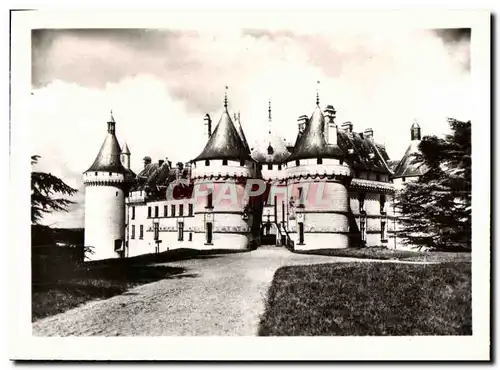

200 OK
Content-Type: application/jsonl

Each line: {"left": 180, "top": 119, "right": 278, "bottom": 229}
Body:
{"left": 32, "top": 248, "right": 246, "bottom": 321}
{"left": 259, "top": 262, "right": 471, "bottom": 336}
{"left": 296, "top": 247, "right": 471, "bottom": 263}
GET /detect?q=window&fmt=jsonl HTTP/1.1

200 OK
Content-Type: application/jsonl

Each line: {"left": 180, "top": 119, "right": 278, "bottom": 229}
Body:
{"left": 295, "top": 160, "right": 300, "bottom": 166}
{"left": 298, "top": 187, "right": 304, "bottom": 207}
{"left": 154, "top": 206, "right": 159, "bottom": 218}
{"left": 207, "top": 192, "right": 213, "bottom": 208}
{"left": 360, "top": 217, "right": 366, "bottom": 242}
{"left": 179, "top": 204, "right": 184, "bottom": 216}
{"left": 171, "top": 205, "right": 176, "bottom": 217}
{"left": 147, "top": 207, "right": 152, "bottom": 218}
{"left": 164, "top": 205, "right": 168, "bottom": 217}
{"left": 359, "top": 193, "right": 366, "bottom": 213}
{"left": 222, "top": 159, "right": 228, "bottom": 166}
{"left": 380, "top": 194, "right": 386, "bottom": 214}
{"left": 153, "top": 222, "right": 159, "bottom": 241}
{"left": 95, "top": 172, "right": 98, "bottom": 176}
{"left": 206, "top": 222, "right": 213, "bottom": 244}
{"left": 109, "top": 172, "right": 112, "bottom": 176}
{"left": 298, "top": 222, "right": 304, "bottom": 244}
{"left": 381, "top": 220, "right": 387, "bottom": 241}
{"left": 178, "top": 222, "right": 184, "bottom": 241}
{"left": 402, "top": 177, "right": 406, "bottom": 182}
{"left": 317, "top": 158, "right": 323, "bottom": 165}
{"left": 278, "top": 164, "right": 282, "bottom": 170}
{"left": 131, "top": 225, "right": 136, "bottom": 239}
{"left": 258, "top": 164, "right": 262, "bottom": 171}
{"left": 340, "top": 159, "right": 344, "bottom": 165}
{"left": 205, "top": 159, "right": 210, "bottom": 166}
{"left": 116, "top": 191, "right": 119, "bottom": 197}
{"left": 376, "top": 174, "right": 380, "bottom": 181}
{"left": 139, "top": 225, "right": 144, "bottom": 240}
{"left": 188, "top": 203, "right": 193, "bottom": 216}
{"left": 268, "top": 164, "right": 273, "bottom": 170}
{"left": 240, "top": 159, "right": 245, "bottom": 166}
{"left": 131, "top": 206, "right": 135, "bottom": 220}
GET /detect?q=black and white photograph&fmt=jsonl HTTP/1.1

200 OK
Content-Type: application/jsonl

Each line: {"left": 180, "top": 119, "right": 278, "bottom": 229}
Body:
{"left": 8, "top": 7, "right": 490, "bottom": 361}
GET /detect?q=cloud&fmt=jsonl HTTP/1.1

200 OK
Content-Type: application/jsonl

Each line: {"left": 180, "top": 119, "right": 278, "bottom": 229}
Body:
{"left": 31, "top": 28, "right": 471, "bottom": 228}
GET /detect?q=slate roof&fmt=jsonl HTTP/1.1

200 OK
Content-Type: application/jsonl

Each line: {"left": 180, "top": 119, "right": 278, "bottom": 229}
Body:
{"left": 194, "top": 107, "right": 251, "bottom": 162}
{"left": 251, "top": 134, "right": 291, "bottom": 164}
{"left": 392, "top": 140, "right": 428, "bottom": 178}
{"left": 287, "top": 105, "right": 344, "bottom": 161}
{"left": 85, "top": 118, "right": 133, "bottom": 176}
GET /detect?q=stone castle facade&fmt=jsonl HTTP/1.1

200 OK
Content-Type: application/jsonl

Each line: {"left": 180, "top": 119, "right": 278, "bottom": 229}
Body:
{"left": 83, "top": 91, "right": 426, "bottom": 261}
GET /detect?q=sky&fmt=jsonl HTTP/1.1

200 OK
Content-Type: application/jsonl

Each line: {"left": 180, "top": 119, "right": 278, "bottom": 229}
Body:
{"left": 30, "top": 27, "right": 471, "bottom": 228}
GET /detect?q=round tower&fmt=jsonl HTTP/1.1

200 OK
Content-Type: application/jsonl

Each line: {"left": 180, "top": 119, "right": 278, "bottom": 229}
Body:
{"left": 83, "top": 112, "right": 133, "bottom": 261}
{"left": 190, "top": 87, "right": 257, "bottom": 250}
{"left": 286, "top": 88, "right": 352, "bottom": 250}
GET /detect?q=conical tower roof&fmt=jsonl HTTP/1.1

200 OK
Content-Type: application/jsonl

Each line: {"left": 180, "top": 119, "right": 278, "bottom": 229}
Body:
{"left": 85, "top": 113, "right": 128, "bottom": 174}
{"left": 234, "top": 112, "right": 250, "bottom": 152}
{"left": 122, "top": 142, "right": 131, "bottom": 155}
{"left": 194, "top": 90, "right": 251, "bottom": 161}
{"left": 251, "top": 99, "right": 291, "bottom": 164}
{"left": 288, "top": 104, "right": 344, "bottom": 161}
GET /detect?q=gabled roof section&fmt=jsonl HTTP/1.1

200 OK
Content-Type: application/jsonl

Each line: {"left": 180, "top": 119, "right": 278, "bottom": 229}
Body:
{"left": 194, "top": 103, "right": 251, "bottom": 162}
{"left": 393, "top": 140, "right": 428, "bottom": 178}
{"left": 288, "top": 105, "right": 344, "bottom": 161}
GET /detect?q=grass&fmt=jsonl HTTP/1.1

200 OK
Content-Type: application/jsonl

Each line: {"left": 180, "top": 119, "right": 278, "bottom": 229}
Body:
{"left": 32, "top": 248, "right": 246, "bottom": 322}
{"left": 296, "top": 247, "right": 471, "bottom": 263}
{"left": 259, "top": 262, "right": 471, "bottom": 336}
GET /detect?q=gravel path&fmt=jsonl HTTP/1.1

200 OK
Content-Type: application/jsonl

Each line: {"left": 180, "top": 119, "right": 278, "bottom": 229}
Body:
{"left": 32, "top": 247, "right": 429, "bottom": 336}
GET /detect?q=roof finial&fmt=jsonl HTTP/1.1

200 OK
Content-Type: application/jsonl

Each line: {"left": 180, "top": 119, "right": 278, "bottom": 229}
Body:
{"left": 268, "top": 99, "right": 272, "bottom": 122}
{"left": 316, "top": 81, "right": 320, "bottom": 106}
{"left": 224, "top": 86, "right": 228, "bottom": 110}
{"left": 109, "top": 109, "right": 115, "bottom": 122}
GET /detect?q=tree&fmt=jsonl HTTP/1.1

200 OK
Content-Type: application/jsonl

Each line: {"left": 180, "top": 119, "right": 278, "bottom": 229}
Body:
{"left": 31, "top": 155, "right": 78, "bottom": 225}
{"left": 394, "top": 119, "right": 471, "bottom": 250}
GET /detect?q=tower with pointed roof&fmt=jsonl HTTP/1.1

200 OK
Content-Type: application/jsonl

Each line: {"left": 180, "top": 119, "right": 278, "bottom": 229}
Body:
{"left": 250, "top": 99, "right": 291, "bottom": 245}
{"left": 83, "top": 112, "right": 134, "bottom": 261}
{"left": 285, "top": 88, "right": 353, "bottom": 250}
{"left": 190, "top": 87, "right": 257, "bottom": 250}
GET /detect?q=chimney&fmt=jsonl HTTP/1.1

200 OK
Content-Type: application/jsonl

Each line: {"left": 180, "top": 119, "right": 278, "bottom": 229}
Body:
{"left": 204, "top": 114, "right": 212, "bottom": 138}
{"left": 176, "top": 162, "right": 184, "bottom": 179}
{"left": 341, "top": 122, "right": 353, "bottom": 133}
{"left": 143, "top": 156, "right": 152, "bottom": 168}
{"left": 411, "top": 122, "right": 421, "bottom": 141}
{"left": 297, "top": 115, "right": 308, "bottom": 135}
{"left": 364, "top": 128, "right": 374, "bottom": 142}
{"left": 324, "top": 105, "right": 337, "bottom": 145}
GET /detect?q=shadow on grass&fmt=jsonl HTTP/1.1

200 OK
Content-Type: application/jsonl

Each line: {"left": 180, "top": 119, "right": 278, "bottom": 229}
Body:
{"left": 296, "top": 247, "right": 471, "bottom": 263}
{"left": 259, "top": 262, "right": 472, "bottom": 336}
{"left": 32, "top": 261, "right": 188, "bottom": 322}
{"left": 32, "top": 247, "right": 248, "bottom": 322}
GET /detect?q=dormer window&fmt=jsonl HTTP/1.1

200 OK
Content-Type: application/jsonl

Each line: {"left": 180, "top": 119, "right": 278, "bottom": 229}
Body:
{"left": 267, "top": 144, "right": 274, "bottom": 155}
{"left": 278, "top": 164, "right": 282, "bottom": 170}
{"left": 268, "top": 164, "right": 273, "bottom": 170}
{"left": 317, "top": 158, "right": 323, "bottom": 165}
{"left": 222, "top": 159, "right": 228, "bottom": 166}
{"left": 205, "top": 160, "right": 210, "bottom": 166}
{"left": 295, "top": 160, "right": 300, "bottom": 166}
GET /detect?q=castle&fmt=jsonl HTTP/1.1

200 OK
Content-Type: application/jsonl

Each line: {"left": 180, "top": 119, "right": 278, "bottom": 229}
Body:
{"left": 83, "top": 89, "right": 426, "bottom": 261}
